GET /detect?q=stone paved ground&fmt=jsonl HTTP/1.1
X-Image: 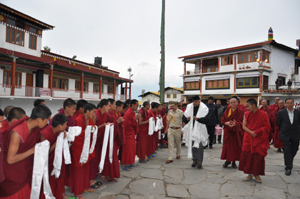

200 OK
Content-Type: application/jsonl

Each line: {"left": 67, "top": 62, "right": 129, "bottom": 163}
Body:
{"left": 66, "top": 144, "right": 300, "bottom": 199}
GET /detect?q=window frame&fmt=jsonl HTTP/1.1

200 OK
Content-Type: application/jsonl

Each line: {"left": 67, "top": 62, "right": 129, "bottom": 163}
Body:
{"left": 206, "top": 79, "right": 230, "bottom": 90}
{"left": 173, "top": 94, "right": 177, "bottom": 98}
{"left": 185, "top": 81, "right": 200, "bottom": 90}
{"left": 238, "top": 52, "right": 258, "bottom": 64}
{"left": 6, "top": 26, "right": 25, "bottom": 46}
{"left": 221, "top": 55, "right": 233, "bottom": 65}
{"left": 3, "top": 70, "right": 22, "bottom": 88}
{"left": 236, "top": 77, "right": 259, "bottom": 88}
{"left": 29, "top": 34, "right": 37, "bottom": 50}
{"left": 167, "top": 94, "right": 171, "bottom": 98}
{"left": 93, "top": 83, "right": 100, "bottom": 93}
{"left": 53, "top": 77, "right": 68, "bottom": 90}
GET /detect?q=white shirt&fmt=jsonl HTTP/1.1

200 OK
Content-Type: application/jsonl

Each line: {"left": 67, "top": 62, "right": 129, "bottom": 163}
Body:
{"left": 287, "top": 109, "right": 294, "bottom": 124}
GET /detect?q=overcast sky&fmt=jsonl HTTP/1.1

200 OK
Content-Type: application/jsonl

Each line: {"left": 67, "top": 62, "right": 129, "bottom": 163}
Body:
{"left": 1, "top": 0, "right": 300, "bottom": 100}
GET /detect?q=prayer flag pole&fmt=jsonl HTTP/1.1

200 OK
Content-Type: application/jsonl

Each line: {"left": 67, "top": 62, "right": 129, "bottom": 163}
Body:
{"left": 159, "top": 0, "right": 165, "bottom": 103}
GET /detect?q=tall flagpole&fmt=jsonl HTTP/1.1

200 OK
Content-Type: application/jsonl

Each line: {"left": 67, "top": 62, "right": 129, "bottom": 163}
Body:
{"left": 160, "top": 0, "right": 165, "bottom": 103}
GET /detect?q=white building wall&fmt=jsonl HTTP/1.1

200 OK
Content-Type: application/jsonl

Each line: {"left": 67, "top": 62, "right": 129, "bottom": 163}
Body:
{"left": 140, "top": 94, "right": 160, "bottom": 105}
{"left": 43, "top": 74, "right": 49, "bottom": 88}
{"left": 0, "top": 23, "right": 42, "bottom": 57}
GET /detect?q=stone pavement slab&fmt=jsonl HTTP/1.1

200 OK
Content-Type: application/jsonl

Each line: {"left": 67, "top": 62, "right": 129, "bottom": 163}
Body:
{"left": 166, "top": 184, "right": 190, "bottom": 198}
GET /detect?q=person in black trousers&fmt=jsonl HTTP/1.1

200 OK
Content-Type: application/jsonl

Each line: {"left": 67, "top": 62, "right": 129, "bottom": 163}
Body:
{"left": 205, "top": 96, "right": 218, "bottom": 149}
{"left": 277, "top": 98, "right": 300, "bottom": 176}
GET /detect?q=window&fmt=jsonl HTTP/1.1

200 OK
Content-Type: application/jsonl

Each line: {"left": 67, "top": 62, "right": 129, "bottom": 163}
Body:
{"left": 84, "top": 82, "right": 89, "bottom": 92}
{"left": 3, "top": 70, "right": 22, "bottom": 88}
{"left": 222, "top": 56, "right": 233, "bottom": 65}
{"left": 206, "top": 79, "right": 229, "bottom": 89}
{"left": 108, "top": 85, "right": 114, "bottom": 93}
{"left": 6, "top": 27, "right": 24, "bottom": 46}
{"left": 29, "top": 27, "right": 37, "bottom": 34}
{"left": 29, "top": 35, "right": 37, "bottom": 49}
{"left": 238, "top": 52, "right": 258, "bottom": 63}
{"left": 167, "top": 94, "right": 171, "bottom": 98}
{"left": 53, "top": 77, "right": 68, "bottom": 89}
{"left": 93, "top": 83, "right": 99, "bottom": 93}
{"left": 75, "top": 81, "right": 89, "bottom": 91}
{"left": 75, "top": 80, "right": 80, "bottom": 91}
{"left": 185, "top": 81, "right": 200, "bottom": 90}
{"left": 236, "top": 77, "right": 259, "bottom": 88}
{"left": 173, "top": 94, "right": 177, "bottom": 98}
{"left": 262, "top": 51, "right": 270, "bottom": 63}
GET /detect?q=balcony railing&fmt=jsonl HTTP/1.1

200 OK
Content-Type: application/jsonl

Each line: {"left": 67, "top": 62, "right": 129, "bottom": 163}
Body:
{"left": 185, "top": 65, "right": 219, "bottom": 75}
{"left": 263, "top": 84, "right": 300, "bottom": 93}
{"left": 0, "top": 84, "right": 127, "bottom": 100}
{"left": 186, "top": 69, "right": 201, "bottom": 75}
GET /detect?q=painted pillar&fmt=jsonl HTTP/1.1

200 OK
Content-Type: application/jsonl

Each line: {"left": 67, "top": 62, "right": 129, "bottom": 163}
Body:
{"left": 200, "top": 60, "right": 203, "bottom": 73}
{"left": 11, "top": 57, "right": 16, "bottom": 96}
{"left": 113, "top": 80, "right": 116, "bottom": 100}
{"left": 234, "top": 55, "right": 237, "bottom": 70}
{"left": 218, "top": 57, "right": 220, "bottom": 72}
{"left": 129, "top": 83, "right": 132, "bottom": 99}
{"left": 259, "top": 71, "right": 263, "bottom": 92}
{"left": 199, "top": 77, "right": 202, "bottom": 93}
{"left": 125, "top": 83, "right": 128, "bottom": 100}
{"left": 80, "top": 72, "right": 84, "bottom": 99}
{"left": 234, "top": 73, "right": 237, "bottom": 93}
{"left": 99, "top": 76, "right": 102, "bottom": 99}
{"left": 49, "top": 64, "right": 53, "bottom": 97}
{"left": 184, "top": 61, "right": 186, "bottom": 75}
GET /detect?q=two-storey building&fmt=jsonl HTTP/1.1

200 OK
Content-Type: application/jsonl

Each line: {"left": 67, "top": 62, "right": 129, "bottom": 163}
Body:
{"left": 179, "top": 31, "right": 300, "bottom": 105}
{"left": 0, "top": 3, "right": 132, "bottom": 114}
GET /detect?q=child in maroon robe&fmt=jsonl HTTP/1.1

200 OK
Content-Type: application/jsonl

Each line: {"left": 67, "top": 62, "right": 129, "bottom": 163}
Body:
{"left": 0, "top": 105, "right": 52, "bottom": 199}
{"left": 122, "top": 100, "right": 139, "bottom": 171}
{"left": 40, "top": 114, "right": 69, "bottom": 199}
{"left": 101, "top": 99, "right": 123, "bottom": 181}
{"left": 73, "top": 99, "right": 88, "bottom": 120}
{"left": 89, "top": 99, "right": 109, "bottom": 185}
{"left": 70, "top": 103, "right": 97, "bottom": 198}
{"left": 137, "top": 102, "right": 150, "bottom": 162}
{"left": 147, "top": 102, "right": 159, "bottom": 160}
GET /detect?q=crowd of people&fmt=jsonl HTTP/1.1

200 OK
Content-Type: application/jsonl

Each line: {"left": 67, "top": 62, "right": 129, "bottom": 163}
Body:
{"left": 0, "top": 95, "right": 299, "bottom": 199}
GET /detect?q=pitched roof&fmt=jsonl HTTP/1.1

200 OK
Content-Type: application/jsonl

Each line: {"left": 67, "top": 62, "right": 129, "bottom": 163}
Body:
{"left": 178, "top": 40, "right": 297, "bottom": 60}
{"left": 165, "top": 87, "right": 183, "bottom": 92}
{"left": 138, "top": 91, "right": 160, "bottom": 97}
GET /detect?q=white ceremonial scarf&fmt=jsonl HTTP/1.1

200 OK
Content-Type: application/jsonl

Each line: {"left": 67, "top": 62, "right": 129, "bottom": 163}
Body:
{"left": 99, "top": 124, "right": 114, "bottom": 173}
{"left": 148, "top": 117, "right": 155, "bottom": 135}
{"left": 30, "top": 140, "right": 55, "bottom": 199}
{"left": 67, "top": 126, "right": 81, "bottom": 142}
{"left": 156, "top": 117, "right": 164, "bottom": 140}
{"left": 182, "top": 102, "right": 209, "bottom": 158}
{"left": 79, "top": 125, "right": 98, "bottom": 164}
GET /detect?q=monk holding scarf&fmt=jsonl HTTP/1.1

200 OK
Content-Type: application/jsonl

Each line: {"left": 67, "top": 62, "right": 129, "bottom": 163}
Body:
{"left": 70, "top": 103, "right": 98, "bottom": 198}
{"left": 40, "top": 114, "right": 69, "bottom": 199}
{"left": 147, "top": 102, "right": 159, "bottom": 160}
{"left": 137, "top": 101, "right": 150, "bottom": 163}
{"left": 221, "top": 97, "right": 244, "bottom": 169}
{"left": 122, "top": 99, "right": 139, "bottom": 171}
{"left": 73, "top": 99, "right": 88, "bottom": 120}
{"left": 273, "top": 100, "right": 286, "bottom": 152}
{"left": 239, "top": 98, "right": 271, "bottom": 183}
{"left": 0, "top": 105, "right": 52, "bottom": 199}
{"left": 182, "top": 96, "right": 209, "bottom": 169}
{"left": 260, "top": 100, "right": 276, "bottom": 142}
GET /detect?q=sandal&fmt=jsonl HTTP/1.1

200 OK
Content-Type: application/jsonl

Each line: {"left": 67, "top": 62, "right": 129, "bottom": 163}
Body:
{"left": 166, "top": 160, "right": 173, "bottom": 164}
{"left": 129, "top": 164, "right": 136, "bottom": 167}
{"left": 67, "top": 197, "right": 79, "bottom": 199}
{"left": 122, "top": 166, "right": 131, "bottom": 171}
{"left": 139, "top": 159, "right": 147, "bottom": 163}
{"left": 90, "top": 183, "right": 99, "bottom": 189}
{"left": 74, "top": 195, "right": 84, "bottom": 199}
{"left": 84, "top": 188, "right": 95, "bottom": 193}
{"left": 95, "top": 181, "right": 102, "bottom": 186}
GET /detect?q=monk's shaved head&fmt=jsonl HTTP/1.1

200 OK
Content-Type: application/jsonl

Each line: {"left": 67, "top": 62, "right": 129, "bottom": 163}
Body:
{"left": 261, "top": 100, "right": 268, "bottom": 108}
{"left": 278, "top": 100, "right": 284, "bottom": 109}
{"left": 230, "top": 98, "right": 238, "bottom": 109}
{"left": 274, "top": 97, "right": 280, "bottom": 104}
{"left": 4, "top": 106, "right": 14, "bottom": 118}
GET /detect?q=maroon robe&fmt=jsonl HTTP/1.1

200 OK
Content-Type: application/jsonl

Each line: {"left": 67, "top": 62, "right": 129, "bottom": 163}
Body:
{"left": 0, "top": 117, "right": 40, "bottom": 197}
{"left": 122, "top": 108, "right": 137, "bottom": 164}
{"left": 238, "top": 109, "right": 271, "bottom": 175}
{"left": 0, "top": 132, "right": 4, "bottom": 184}
{"left": 70, "top": 114, "right": 95, "bottom": 196}
{"left": 270, "top": 104, "right": 279, "bottom": 114}
{"left": 90, "top": 109, "right": 107, "bottom": 180}
{"left": 147, "top": 110, "right": 156, "bottom": 156}
{"left": 40, "top": 125, "right": 65, "bottom": 199}
{"left": 221, "top": 108, "right": 244, "bottom": 162}
{"left": 273, "top": 107, "right": 286, "bottom": 149}
{"left": 260, "top": 106, "right": 276, "bottom": 142}
{"left": 0, "top": 120, "right": 8, "bottom": 133}
{"left": 100, "top": 111, "right": 121, "bottom": 179}
{"left": 136, "top": 108, "right": 149, "bottom": 159}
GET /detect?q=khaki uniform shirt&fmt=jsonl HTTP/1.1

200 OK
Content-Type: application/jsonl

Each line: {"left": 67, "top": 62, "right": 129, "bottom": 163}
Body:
{"left": 167, "top": 109, "right": 184, "bottom": 128}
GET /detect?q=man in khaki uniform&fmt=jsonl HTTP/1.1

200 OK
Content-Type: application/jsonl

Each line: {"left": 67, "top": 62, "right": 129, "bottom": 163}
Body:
{"left": 166, "top": 101, "right": 184, "bottom": 163}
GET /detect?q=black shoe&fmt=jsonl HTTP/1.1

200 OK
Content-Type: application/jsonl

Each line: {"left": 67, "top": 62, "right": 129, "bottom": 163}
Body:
{"left": 232, "top": 162, "right": 237, "bottom": 169}
{"left": 191, "top": 160, "right": 197, "bottom": 167}
{"left": 181, "top": 143, "right": 185, "bottom": 146}
{"left": 218, "top": 141, "right": 221, "bottom": 144}
{"left": 285, "top": 169, "right": 291, "bottom": 176}
{"left": 223, "top": 161, "right": 231, "bottom": 168}
{"left": 277, "top": 148, "right": 282, "bottom": 152}
{"left": 213, "top": 141, "right": 216, "bottom": 144}
{"left": 204, "top": 145, "right": 208, "bottom": 149}
{"left": 197, "top": 163, "right": 202, "bottom": 169}
{"left": 209, "top": 146, "right": 213, "bottom": 149}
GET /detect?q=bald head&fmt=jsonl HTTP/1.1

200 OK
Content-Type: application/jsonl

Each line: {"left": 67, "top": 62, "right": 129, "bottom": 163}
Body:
{"left": 262, "top": 100, "right": 268, "bottom": 108}
{"left": 4, "top": 106, "right": 14, "bottom": 118}
{"left": 278, "top": 100, "right": 284, "bottom": 109}
{"left": 274, "top": 97, "right": 280, "bottom": 105}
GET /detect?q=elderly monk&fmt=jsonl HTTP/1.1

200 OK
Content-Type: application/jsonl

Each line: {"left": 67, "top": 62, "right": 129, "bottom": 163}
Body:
{"left": 137, "top": 101, "right": 150, "bottom": 163}
{"left": 239, "top": 99, "right": 271, "bottom": 183}
{"left": 273, "top": 100, "right": 286, "bottom": 152}
{"left": 221, "top": 97, "right": 244, "bottom": 169}
{"left": 122, "top": 99, "right": 139, "bottom": 171}
{"left": 270, "top": 97, "right": 280, "bottom": 113}
{"left": 260, "top": 100, "right": 276, "bottom": 142}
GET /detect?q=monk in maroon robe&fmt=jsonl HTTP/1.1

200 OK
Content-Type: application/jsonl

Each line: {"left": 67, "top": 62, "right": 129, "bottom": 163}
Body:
{"left": 239, "top": 99, "right": 271, "bottom": 183}
{"left": 147, "top": 102, "right": 159, "bottom": 159}
{"left": 137, "top": 101, "right": 150, "bottom": 162}
{"left": 73, "top": 99, "right": 88, "bottom": 120}
{"left": 0, "top": 109, "right": 4, "bottom": 184}
{"left": 90, "top": 99, "right": 109, "bottom": 184}
{"left": 70, "top": 104, "right": 97, "bottom": 198}
{"left": 260, "top": 100, "right": 276, "bottom": 142}
{"left": 40, "top": 114, "right": 68, "bottom": 199}
{"left": 101, "top": 99, "right": 123, "bottom": 182}
{"left": 122, "top": 100, "right": 139, "bottom": 171}
{"left": 221, "top": 98, "right": 244, "bottom": 168}
{"left": 270, "top": 97, "right": 280, "bottom": 114}
{"left": 0, "top": 105, "right": 51, "bottom": 199}
{"left": 273, "top": 100, "right": 286, "bottom": 152}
